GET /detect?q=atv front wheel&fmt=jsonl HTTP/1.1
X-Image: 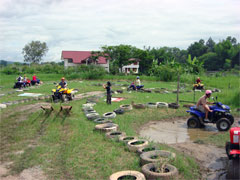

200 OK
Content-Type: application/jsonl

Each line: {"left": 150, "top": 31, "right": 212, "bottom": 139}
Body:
{"left": 61, "top": 94, "right": 67, "bottom": 102}
{"left": 187, "top": 117, "right": 200, "bottom": 128}
{"left": 216, "top": 118, "right": 231, "bottom": 131}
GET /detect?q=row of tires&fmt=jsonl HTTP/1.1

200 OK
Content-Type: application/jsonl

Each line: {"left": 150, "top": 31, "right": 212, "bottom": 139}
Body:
{"left": 82, "top": 102, "right": 179, "bottom": 180}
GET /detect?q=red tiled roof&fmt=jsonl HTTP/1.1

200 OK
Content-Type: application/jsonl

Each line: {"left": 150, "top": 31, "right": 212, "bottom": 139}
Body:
{"left": 61, "top": 51, "right": 107, "bottom": 64}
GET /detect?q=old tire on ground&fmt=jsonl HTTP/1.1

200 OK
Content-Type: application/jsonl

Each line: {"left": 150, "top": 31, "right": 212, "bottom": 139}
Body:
{"left": 146, "top": 102, "right": 158, "bottom": 108}
{"left": 105, "top": 131, "right": 126, "bottom": 140}
{"left": 156, "top": 102, "right": 168, "bottom": 108}
{"left": 187, "top": 116, "right": 200, "bottom": 128}
{"left": 82, "top": 106, "right": 94, "bottom": 111}
{"left": 95, "top": 123, "right": 118, "bottom": 132}
{"left": 109, "top": 170, "right": 146, "bottom": 180}
{"left": 127, "top": 139, "right": 149, "bottom": 152}
{"left": 103, "top": 112, "right": 116, "bottom": 119}
{"left": 114, "top": 108, "right": 125, "bottom": 114}
{"left": 94, "top": 118, "right": 112, "bottom": 124}
{"left": 216, "top": 118, "right": 231, "bottom": 131}
{"left": 168, "top": 103, "right": 179, "bottom": 109}
{"left": 120, "top": 104, "right": 133, "bottom": 111}
{"left": 142, "top": 163, "right": 178, "bottom": 180}
{"left": 86, "top": 113, "right": 100, "bottom": 120}
{"left": 119, "top": 136, "right": 138, "bottom": 144}
{"left": 140, "top": 150, "right": 176, "bottom": 165}
{"left": 84, "top": 109, "right": 97, "bottom": 115}
{"left": 137, "top": 146, "right": 158, "bottom": 155}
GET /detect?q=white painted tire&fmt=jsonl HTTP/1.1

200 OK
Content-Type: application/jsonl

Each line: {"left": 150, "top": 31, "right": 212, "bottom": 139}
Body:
{"left": 120, "top": 104, "right": 133, "bottom": 111}
{"left": 146, "top": 102, "right": 158, "bottom": 108}
{"left": 103, "top": 112, "right": 116, "bottom": 119}
{"left": 95, "top": 123, "right": 118, "bottom": 132}
{"left": 119, "top": 136, "right": 138, "bottom": 144}
{"left": 156, "top": 102, "right": 168, "bottom": 108}
{"left": 105, "top": 131, "right": 126, "bottom": 140}
{"left": 86, "top": 113, "right": 100, "bottom": 120}
{"left": 140, "top": 150, "right": 176, "bottom": 165}
{"left": 109, "top": 170, "right": 146, "bottom": 180}
{"left": 94, "top": 118, "right": 112, "bottom": 124}
{"left": 127, "top": 139, "right": 149, "bottom": 152}
{"left": 82, "top": 103, "right": 96, "bottom": 108}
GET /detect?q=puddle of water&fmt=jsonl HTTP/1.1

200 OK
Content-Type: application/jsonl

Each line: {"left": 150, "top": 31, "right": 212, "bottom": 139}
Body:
{"left": 139, "top": 119, "right": 217, "bottom": 144}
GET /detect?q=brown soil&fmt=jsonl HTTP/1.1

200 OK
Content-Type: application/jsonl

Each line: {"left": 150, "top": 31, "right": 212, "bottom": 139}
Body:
{"left": 0, "top": 164, "right": 46, "bottom": 180}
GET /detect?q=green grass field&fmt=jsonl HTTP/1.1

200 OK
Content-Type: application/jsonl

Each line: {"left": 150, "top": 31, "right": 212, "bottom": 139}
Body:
{"left": 0, "top": 73, "right": 239, "bottom": 179}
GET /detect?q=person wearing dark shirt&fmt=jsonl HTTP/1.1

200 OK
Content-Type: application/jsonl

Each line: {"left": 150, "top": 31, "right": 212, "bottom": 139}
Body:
{"left": 59, "top": 77, "right": 67, "bottom": 88}
{"left": 196, "top": 77, "right": 201, "bottom": 84}
{"left": 103, "top": 81, "right": 112, "bottom": 104}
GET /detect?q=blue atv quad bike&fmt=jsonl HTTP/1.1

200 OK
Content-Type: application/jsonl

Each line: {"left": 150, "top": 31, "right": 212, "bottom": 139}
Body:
{"left": 186, "top": 97, "right": 234, "bottom": 131}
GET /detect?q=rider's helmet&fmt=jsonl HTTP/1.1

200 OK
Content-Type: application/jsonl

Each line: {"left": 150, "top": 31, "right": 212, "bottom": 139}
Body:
{"left": 205, "top": 90, "right": 212, "bottom": 96}
{"left": 137, "top": 76, "right": 140, "bottom": 79}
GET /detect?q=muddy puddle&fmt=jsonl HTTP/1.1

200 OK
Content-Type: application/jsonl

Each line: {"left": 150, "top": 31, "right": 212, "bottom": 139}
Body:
{"left": 139, "top": 118, "right": 217, "bottom": 144}
{"left": 139, "top": 118, "right": 240, "bottom": 180}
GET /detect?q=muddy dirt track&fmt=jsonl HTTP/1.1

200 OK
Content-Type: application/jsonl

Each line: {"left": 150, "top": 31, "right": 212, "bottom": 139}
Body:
{"left": 139, "top": 118, "right": 240, "bottom": 180}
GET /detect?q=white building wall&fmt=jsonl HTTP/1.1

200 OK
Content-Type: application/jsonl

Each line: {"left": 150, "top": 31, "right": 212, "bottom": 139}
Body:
{"left": 63, "top": 59, "right": 109, "bottom": 72}
{"left": 122, "top": 63, "right": 139, "bottom": 74}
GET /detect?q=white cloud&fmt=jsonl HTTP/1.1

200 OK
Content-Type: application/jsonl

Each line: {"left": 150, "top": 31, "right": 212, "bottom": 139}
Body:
{"left": 0, "top": 0, "right": 239, "bottom": 62}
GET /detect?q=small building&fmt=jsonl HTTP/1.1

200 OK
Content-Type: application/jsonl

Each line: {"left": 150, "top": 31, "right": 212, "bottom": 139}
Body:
{"left": 61, "top": 51, "right": 109, "bottom": 72}
{"left": 121, "top": 58, "right": 140, "bottom": 74}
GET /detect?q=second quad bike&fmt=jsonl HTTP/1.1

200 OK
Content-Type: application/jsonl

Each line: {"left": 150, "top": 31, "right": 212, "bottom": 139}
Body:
{"left": 186, "top": 97, "right": 234, "bottom": 131}
{"left": 193, "top": 82, "right": 204, "bottom": 90}
{"left": 225, "top": 127, "right": 240, "bottom": 159}
{"left": 52, "top": 85, "right": 74, "bottom": 102}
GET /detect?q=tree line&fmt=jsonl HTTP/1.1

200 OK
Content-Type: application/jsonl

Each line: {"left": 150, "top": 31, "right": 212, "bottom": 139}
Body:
{"left": 98, "top": 36, "right": 239, "bottom": 74}
{"left": 1, "top": 36, "right": 239, "bottom": 77}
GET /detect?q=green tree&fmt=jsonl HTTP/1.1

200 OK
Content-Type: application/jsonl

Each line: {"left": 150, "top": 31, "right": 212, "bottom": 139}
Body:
{"left": 187, "top": 39, "right": 207, "bottom": 57}
{"left": 206, "top": 37, "right": 215, "bottom": 52}
{"left": 22, "top": 41, "right": 48, "bottom": 63}
{"left": 101, "top": 45, "right": 134, "bottom": 73}
{"left": 199, "top": 52, "right": 219, "bottom": 70}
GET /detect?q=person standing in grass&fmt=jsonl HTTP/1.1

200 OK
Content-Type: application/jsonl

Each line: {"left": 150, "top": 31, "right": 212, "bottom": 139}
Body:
{"left": 103, "top": 81, "right": 112, "bottom": 104}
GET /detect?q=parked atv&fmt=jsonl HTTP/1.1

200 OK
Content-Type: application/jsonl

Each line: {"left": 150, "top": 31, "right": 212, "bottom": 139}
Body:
{"left": 186, "top": 97, "right": 234, "bottom": 131}
{"left": 52, "top": 85, "right": 74, "bottom": 102}
{"left": 225, "top": 127, "right": 240, "bottom": 159}
{"left": 193, "top": 82, "right": 204, "bottom": 90}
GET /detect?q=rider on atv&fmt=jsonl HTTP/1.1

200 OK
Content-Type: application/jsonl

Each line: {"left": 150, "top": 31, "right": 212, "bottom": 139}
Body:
{"left": 59, "top": 77, "right": 67, "bottom": 88}
{"left": 196, "top": 90, "right": 214, "bottom": 122}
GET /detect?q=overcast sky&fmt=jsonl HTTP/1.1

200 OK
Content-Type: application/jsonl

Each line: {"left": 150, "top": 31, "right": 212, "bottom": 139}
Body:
{"left": 0, "top": 0, "right": 239, "bottom": 62}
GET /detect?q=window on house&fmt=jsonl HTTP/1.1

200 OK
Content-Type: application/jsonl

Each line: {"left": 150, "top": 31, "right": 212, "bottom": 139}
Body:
{"left": 133, "top": 68, "right": 137, "bottom": 72}
{"left": 68, "top": 59, "right": 73, "bottom": 63}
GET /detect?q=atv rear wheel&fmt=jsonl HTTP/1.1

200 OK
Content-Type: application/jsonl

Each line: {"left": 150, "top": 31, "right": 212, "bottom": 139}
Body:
{"left": 216, "top": 118, "right": 231, "bottom": 131}
{"left": 187, "top": 117, "right": 200, "bottom": 128}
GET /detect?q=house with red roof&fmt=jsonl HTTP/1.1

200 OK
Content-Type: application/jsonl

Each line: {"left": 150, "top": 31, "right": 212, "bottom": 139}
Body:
{"left": 61, "top": 51, "right": 109, "bottom": 72}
